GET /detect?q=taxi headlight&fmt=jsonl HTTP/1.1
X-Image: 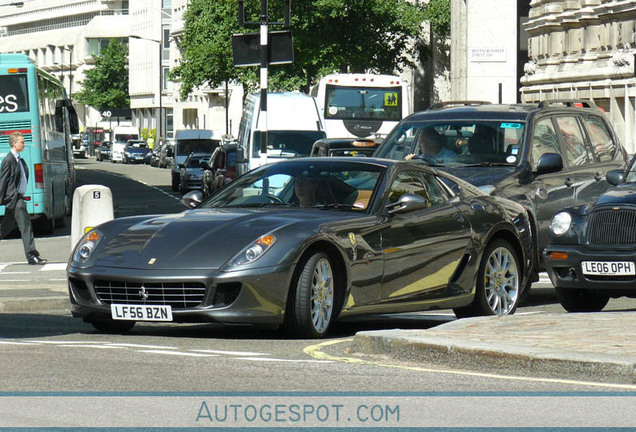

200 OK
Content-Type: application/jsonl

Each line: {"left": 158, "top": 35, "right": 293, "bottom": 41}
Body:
{"left": 72, "top": 229, "right": 102, "bottom": 263}
{"left": 226, "top": 234, "right": 276, "bottom": 268}
{"left": 550, "top": 212, "right": 572, "bottom": 236}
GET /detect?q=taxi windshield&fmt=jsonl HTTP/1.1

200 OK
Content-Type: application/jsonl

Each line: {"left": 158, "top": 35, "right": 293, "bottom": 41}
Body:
{"left": 376, "top": 121, "right": 526, "bottom": 167}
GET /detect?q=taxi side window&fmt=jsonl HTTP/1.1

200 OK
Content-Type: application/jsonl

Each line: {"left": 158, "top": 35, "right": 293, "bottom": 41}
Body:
{"left": 531, "top": 118, "right": 561, "bottom": 169}
{"left": 555, "top": 116, "right": 591, "bottom": 167}
{"left": 388, "top": 171, "right": 447, "bottom": 207}
{"left": 583, "top": 115, "right": 616, "bottom": 162}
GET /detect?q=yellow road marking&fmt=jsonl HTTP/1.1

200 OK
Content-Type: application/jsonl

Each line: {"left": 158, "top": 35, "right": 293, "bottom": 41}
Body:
{"left": 304, "top": 338, "right": 636, "bottom": 390}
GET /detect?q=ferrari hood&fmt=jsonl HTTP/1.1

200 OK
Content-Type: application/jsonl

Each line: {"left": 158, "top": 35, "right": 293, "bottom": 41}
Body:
{"left": 95, "top": 208, "right": 319, "bottom": 269}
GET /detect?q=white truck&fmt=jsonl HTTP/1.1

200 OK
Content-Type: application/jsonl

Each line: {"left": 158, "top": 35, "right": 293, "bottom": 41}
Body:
{"left": 110, "top": 126, "right": 140, "bottom": 163}
{"left": 235, "top": 92, "right": 326, "bottom": 176}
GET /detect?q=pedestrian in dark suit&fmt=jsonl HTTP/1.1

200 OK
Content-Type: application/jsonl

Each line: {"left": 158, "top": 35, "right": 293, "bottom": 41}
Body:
{"left": 0, "top": 131, "right": 47, "bottom": 265}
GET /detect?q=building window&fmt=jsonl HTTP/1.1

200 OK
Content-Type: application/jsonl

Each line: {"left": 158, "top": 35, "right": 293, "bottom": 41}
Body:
{"left": 87, "top": 38, "right": 128, "bottom": 57}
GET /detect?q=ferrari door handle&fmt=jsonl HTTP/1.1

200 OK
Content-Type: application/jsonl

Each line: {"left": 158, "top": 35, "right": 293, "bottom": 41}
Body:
{"left": 564, "top": 177, "right": 573, "bottom": 187}
{"left": 594, "top": 172, "right": 603, "bottom": 181}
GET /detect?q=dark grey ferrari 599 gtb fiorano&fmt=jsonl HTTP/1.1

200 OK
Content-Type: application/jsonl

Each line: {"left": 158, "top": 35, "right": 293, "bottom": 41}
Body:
{"left": 68, "top": 158, "right": 534, "bottom": 338}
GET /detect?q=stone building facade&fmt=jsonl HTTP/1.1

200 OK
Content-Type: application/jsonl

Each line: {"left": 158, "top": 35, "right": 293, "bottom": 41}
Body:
{"left": 521, "top": 0, "right": 636, "bottom": 152}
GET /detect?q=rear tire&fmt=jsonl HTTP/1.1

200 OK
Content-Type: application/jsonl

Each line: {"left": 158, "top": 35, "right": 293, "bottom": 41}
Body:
{"left": 454, "top": 239, "right": 521, "bottom": 318}
{"left": 285, "top": 251, "right": 335, "bottom": 338}
{"left": 555, "top": 287, "right": 609, "bottom": 312}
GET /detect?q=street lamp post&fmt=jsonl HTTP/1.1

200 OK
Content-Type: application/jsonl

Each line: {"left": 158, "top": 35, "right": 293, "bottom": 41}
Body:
{"left": 130, "top": 35, "right": 162, "bottom": 144}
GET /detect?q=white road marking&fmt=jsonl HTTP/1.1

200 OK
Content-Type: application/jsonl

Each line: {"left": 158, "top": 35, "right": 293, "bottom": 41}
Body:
{"left": 191, "top": 349, "right": 268, "bottom": 356}
{"left": 138, "top": 350, "right": 219, "bottom": 357}
{"left": 30, "top": 340, "right": 109, "bottom": 345}
{"left": 0, "top": 341, "right": 37, "bottom": 346}
{"left": 40, "top": 263, "right": 67, "bottom": 271}
{"left": 59, "top": 344, "right": 127, "bottom": 350}
{"left": 106, "top": 343, "right": 178, "bottom": 350}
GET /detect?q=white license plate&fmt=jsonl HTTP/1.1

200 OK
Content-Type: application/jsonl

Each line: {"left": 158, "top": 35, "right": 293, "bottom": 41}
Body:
{"left": 111, "top": 304, "right": 173, "bottom": 321}
{"left": 581, "top": 261, "right": 635, "bottom": 276}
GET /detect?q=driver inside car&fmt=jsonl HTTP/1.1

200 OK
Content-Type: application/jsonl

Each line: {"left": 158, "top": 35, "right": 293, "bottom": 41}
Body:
{"left": 294, "top": 172, "right": 320, "bottom": 207}
{"left": 405, "top": 127, "right": 456, "bottom": 162}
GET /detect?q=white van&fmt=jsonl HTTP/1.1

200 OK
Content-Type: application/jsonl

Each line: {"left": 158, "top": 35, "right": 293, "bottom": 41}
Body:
{"left": 170, "top": 129, "right": 223, "bottom": 191}
{"left": 236, "top": 92, "right": 326, "bottom": 176}
{"left": 111, "top": 126, "right": 140, "bottom": 163}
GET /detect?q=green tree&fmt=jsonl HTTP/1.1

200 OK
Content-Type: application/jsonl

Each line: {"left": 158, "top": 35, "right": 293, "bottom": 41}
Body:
{"left": 170, "top": 0, "right": 425, "bottom": 97}
{"left": 424, "top": 0, "right": 451, "bottom": 39}
{"left": 75, "top": 39, "right": 130, "bottom": 110}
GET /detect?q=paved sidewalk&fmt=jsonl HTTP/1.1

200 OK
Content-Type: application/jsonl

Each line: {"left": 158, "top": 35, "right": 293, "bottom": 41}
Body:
{"left": 0, "top": 236, "right": 70, "bottom": 313}
{"left": 348, "top": 312, "right": 636, "bottom": 385}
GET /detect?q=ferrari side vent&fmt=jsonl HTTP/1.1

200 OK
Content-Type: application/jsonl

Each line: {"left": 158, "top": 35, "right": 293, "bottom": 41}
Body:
{"left": 69, "top": 278, "right": 93, "bottom": 305}
{"left": 213, "top": 282, "right": 241, "bottom": 307}
{"left": 449, "top": 254, "right": 471, "bottom": 285}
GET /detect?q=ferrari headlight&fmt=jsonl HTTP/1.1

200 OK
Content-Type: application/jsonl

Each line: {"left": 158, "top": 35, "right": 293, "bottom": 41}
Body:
{"left": 72, "top": 229, "right": 102, "bottom": 263}
{"left": 226, "top": 234, "right": 276, "bottom": 268}
{"left": 550, "top": 212, "right": 572, "bottom": 236}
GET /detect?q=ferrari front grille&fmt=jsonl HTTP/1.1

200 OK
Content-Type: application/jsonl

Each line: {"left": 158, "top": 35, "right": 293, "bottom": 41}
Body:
{"left": 94, "top": 280, "right": 206, "bottom": 308}
{"left": 587, "top": 208, "right": 636, "bottom": 247}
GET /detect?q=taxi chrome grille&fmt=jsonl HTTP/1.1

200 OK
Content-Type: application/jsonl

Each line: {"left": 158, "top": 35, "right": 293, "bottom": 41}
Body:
{"left": 587, "top": 208, "right": 636, "bottom": 247}
{"left": 94, "top": 280, "right": 206, "bottom": 308}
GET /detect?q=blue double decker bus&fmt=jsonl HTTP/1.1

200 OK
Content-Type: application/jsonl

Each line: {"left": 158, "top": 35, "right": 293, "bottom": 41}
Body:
{"left": 0, "top": 53, "right": 79, "bottom": 233}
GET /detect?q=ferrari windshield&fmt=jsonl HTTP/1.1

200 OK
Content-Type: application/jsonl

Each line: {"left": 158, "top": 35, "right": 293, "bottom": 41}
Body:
{"left": 202, "top": 160, "right": 385, "bottom": 211}
{"left": 375, "top": 120, "right": 526, "bottom": 167}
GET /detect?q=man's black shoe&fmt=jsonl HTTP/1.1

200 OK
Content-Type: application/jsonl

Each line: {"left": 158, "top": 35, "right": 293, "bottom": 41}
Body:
{"left": 28, "top": 256, "right": 47, "bottom": 265}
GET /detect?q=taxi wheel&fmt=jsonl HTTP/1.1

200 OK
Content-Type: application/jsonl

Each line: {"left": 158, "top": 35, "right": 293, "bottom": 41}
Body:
{"left": 555, "top": 287, "right": 609, "bottom": 313}
{"left": 90, "top": 318, "right": 136, "bottom": 333}
{"left": 286, "top": 251, "right": 335, "bottom": 338}
{"left": 454, "top": 239, "right": 520, "bottom": 318}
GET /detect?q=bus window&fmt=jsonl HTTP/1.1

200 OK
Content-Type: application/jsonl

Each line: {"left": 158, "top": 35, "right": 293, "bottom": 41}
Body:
{"left": 312, "top": 73, "right": 411, "bottom": 140}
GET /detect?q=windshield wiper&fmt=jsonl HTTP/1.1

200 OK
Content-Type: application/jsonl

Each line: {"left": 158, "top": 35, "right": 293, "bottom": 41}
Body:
{"left": 459, "top": 162, "right": 512, "bottom": 167}
{"left": 407, "top": 155, "right": 446, "bottom": 167}
{"left": 311, "top": 203, "right": 354, "bottom": 210}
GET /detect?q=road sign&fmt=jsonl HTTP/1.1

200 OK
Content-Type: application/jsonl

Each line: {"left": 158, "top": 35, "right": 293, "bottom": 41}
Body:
{"left": 232, "top": 30, "right": 293, "bottom": 67}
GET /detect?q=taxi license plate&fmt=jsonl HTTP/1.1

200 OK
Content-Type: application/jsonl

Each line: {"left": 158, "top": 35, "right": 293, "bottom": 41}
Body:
{"left": 581, "top": 261, "right": 635, "bottom": 276}
{"left": 111, "top": 304, "right": 173, "bottom": 321}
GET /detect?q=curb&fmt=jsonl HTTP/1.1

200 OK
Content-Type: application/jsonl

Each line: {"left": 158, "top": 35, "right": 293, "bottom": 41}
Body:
{"left": 348, "top": 329, "right": 636, "bottom": 385}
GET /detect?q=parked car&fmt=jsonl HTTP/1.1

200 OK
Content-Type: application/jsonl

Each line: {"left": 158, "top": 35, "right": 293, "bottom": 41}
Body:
{"left": 67, "top": 157, "right": 533, "bottom": 337}
{"left": 311, "top": 138, "right": 379, "bottom": 157}
{"left": 544, "top": 156, "right": 636, "bottom": 312}
{"left": 179, "top": 151, "right": 213, "bottom": 194}
{"left": 95, "top": 141, "right": 112, "bottom": 162}
{"left": 374, "top": 99, "right": 629, "bottom": 288}
{"left": 72, "top": 134, "right": 87, "bottom": 159}
{"left": 157, "top": 141, "right": 174, "bottom": 168}
{"left": 149, "top": 141, "right": 164, "bottom": 167}
{"left": 202, "top": 143, "right": 238, "bottom": 198}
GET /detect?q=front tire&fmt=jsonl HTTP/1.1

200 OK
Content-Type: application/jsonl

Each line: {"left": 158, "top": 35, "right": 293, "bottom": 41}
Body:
{"left": 286, "top": 251, "right": 335, "bottom": 338}
{"left": 555, "top": 287, "right": 609, "bottom": 313}
{"left": 454, "top": 239, "right": 521, "bottom": 318}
